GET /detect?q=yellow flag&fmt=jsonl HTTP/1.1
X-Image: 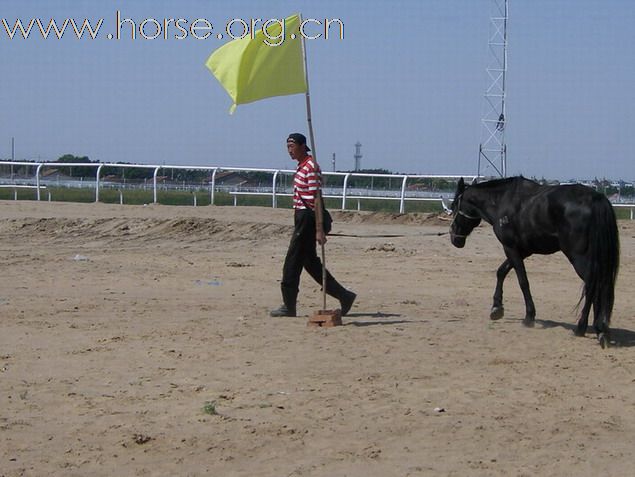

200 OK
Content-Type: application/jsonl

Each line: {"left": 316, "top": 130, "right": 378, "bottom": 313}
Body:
{"left": 205, "top": 14, "right": 308, "bottom": 113}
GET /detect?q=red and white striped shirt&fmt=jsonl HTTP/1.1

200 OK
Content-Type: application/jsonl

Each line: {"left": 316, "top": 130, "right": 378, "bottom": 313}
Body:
{"left": 293, "top": 155, "right": 321, "bottom": 209}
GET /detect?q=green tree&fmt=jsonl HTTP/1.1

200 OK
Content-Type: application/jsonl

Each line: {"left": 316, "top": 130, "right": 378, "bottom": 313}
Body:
{"left": 55, "top": 154, "right": 96, "bottom": 177}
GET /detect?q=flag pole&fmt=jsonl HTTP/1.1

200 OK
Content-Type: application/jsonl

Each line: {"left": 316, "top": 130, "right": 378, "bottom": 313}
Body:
{"left": 300, "top": 18, "right": 316, "bottom": 157}
{"left": 300, "top": 16, "right": 327, "bottom": 311}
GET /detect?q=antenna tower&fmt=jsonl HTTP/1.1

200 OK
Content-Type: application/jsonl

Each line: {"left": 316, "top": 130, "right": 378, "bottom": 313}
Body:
{"left": 354, "top": 141, "right": 362, "bottom": 171}
{"left": 478, "top": 0, "right": 508, "bottom": 178}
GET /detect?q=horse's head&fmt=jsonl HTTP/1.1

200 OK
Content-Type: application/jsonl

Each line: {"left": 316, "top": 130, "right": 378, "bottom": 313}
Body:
{"left": 450, "top": 177, "right": 482, "bottom": 248}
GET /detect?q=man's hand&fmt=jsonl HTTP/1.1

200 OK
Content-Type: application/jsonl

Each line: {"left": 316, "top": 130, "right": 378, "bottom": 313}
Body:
{"left": 316, "top": 229, "right": 327, "bottom": 245}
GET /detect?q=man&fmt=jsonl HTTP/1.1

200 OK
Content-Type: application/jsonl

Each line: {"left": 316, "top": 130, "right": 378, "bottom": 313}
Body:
{"left": 270, "top": 133, "right": 356, "bottom": 317}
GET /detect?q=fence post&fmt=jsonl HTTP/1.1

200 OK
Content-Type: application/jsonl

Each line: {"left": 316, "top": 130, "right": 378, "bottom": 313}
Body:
{"left": 95, "top": 164, "right": 104, "bottom": 202}
{"left": 35, "top": 163, "right": 43, "bottom": 201}
{"left": 399, "top": 175, "right": 409, "bottom": 214}
{"left": 210, "top": 168, "right": 218, "bottom": 205}
{"left": 272, "top": 170, "right": 280, "bottom": 208}
{"left": 153, "top": 167, "right": 160, "bottom": 204}
{"left": 342, "top": 173, "right": 351, "bottom": 210}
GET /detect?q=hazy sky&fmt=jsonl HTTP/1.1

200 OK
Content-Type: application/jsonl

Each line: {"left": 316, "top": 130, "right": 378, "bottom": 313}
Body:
{"left": 1, "top": 0, "right": 633, "bottom": 180}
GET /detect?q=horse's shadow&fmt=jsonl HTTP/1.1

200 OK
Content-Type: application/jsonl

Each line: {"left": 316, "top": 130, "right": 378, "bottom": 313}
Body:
{"left": 344, "top": 311, "right": 412, "bottom": 327}
{"left": 538, "top": 319, "right": 635, "bottom": 348}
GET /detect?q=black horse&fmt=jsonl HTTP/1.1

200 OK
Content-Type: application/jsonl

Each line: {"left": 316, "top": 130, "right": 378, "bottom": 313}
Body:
{"left": 449, "top": 176, "right": 619, "bottom": 347}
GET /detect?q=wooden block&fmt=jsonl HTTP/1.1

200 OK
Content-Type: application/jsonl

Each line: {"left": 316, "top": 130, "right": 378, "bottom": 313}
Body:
{"left": 308, "top": 309, "right": 342, "bottom": 327}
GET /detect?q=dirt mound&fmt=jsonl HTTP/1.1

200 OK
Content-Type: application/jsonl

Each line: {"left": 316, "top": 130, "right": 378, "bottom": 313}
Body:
{"left": 331, "top": 210, "right": 451, "bottom": 227}
{"left": 0, "top": 217, "right": 292, "bottom": 244}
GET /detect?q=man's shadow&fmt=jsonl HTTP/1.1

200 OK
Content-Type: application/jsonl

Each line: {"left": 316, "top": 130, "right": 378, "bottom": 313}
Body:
{"left": 538, "top": 319, "right": 635, "bottom": 348}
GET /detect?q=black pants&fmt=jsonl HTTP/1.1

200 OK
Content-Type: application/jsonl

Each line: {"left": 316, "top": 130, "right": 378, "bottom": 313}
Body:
{"left": 281, "top": 209, "right": 346, "bottom": 303}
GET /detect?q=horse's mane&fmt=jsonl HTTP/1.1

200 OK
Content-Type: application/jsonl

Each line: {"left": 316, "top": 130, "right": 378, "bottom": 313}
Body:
{"left": 473, "top": 175, "right": 537, "bottom": 190}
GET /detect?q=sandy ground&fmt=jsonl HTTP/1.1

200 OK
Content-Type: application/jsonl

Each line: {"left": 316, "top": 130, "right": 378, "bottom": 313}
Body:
{"left": 1, "top": 200, "right": 635, "bottom": 477}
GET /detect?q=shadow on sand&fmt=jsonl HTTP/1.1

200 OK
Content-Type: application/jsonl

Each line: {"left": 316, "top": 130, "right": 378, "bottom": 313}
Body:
{"left": 344, "top": 311, "right": 415, "bottom": 327}
{"left": 538, "top": 319, "right": 635, "bottom": 348}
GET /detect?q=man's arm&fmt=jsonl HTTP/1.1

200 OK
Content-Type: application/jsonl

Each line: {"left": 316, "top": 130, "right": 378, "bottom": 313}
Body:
{"left": 314, "top": 190, "right": 327, "bottom": 245}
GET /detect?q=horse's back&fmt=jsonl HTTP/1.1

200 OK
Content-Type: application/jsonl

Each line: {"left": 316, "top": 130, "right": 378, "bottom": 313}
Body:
{"left": 546, "top": 184, "right": 613, "bottom": 255}
{"left": 505, "top": 181, "right": 603, "bottom": 255}
{"left": 547, "top": 184, "right": 609, "bottom": 224}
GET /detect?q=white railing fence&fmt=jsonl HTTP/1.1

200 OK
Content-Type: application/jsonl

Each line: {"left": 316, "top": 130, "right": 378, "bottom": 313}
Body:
{"left": 0, "top": 161, "right": 475, "bottom": 214}
{"left": 1, "top": 161, "right": 633, "bottom": 218}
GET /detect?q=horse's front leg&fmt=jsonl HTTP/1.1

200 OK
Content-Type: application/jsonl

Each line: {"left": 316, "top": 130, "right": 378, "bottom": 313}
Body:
{"left": 505, "top": 250, "right": 536, "bottom": 327}
{"left": 491, "top": 259, "right": 512, "bottom": 320}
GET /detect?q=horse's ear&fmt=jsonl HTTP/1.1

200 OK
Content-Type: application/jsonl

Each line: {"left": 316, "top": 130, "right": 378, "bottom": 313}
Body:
{"left": 457, "top": 177, "right": 465, "bottom": 193}
{"left": 470, "top": 177, "right": 479, "bottom": 185}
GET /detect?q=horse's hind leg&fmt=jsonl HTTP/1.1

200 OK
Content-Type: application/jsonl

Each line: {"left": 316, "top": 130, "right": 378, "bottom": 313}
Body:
{"left": 491, "top": 259, "right": 512, "bottom": 320}
{"left": 592, "top": 303, "right": 611, "bottom": 349}
{"left": 575, "top": 295, "right": 591, "bottom": 337}
{"left": 568, "top": 253, "right": 592, "bottom": 337}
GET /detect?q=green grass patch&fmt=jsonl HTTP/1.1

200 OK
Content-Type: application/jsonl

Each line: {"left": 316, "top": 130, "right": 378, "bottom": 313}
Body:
{"left": 1, "top": 186, "right": 633, "bottom": 219}
{"left": 614, "top": 207, "right": 635, "bottom": 220}
{"left": 202, "top": 401, "right": 218, "bottom": 415}
{"left": 0, "top": 188, "right": 40, "bottom": 201}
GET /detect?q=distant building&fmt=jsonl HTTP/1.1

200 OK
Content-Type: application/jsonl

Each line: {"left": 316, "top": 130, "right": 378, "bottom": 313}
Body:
{"left": 212, "top": 171, "right": 259, "bottom": 188}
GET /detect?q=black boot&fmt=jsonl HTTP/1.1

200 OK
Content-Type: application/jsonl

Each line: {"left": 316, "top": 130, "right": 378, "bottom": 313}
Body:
{"left": 270, "top": 286, "right": 297, "bottom": 317}
{"left": 269, "top": 304, "right": 295, "bottom": 317}
{"left": 339, "top": 290, "right": 357, "bottom": 316}
{"left": 323, "top": 275, "right": 356, "bottom": 316}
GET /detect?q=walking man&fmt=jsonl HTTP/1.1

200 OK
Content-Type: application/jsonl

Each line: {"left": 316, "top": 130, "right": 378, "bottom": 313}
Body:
{"left": 270, "top": 133, "right": 356, "bottom": 317}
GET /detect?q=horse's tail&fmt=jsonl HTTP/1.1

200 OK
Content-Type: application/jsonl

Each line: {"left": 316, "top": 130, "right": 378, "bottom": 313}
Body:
{"left": 586, "top": 195, "right": 620, "bottom": 327}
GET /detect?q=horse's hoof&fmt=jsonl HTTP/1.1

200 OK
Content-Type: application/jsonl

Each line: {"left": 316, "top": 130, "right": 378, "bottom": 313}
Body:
{"left": 598, "top": 333, "right": 609, "bottom": 349}
{"left": 490, "top": 306, "right": 504, "bottom": 320}
{"left": 522, "top": 318, "right": 535, "bottom": 328}
{"left": 573, "top": 328, "right": 586, "bottom": 337}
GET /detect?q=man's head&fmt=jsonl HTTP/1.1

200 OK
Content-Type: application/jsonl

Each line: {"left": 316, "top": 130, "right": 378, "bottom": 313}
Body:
{"left": 287, "top": 133, "right": 311, "bottom": 161}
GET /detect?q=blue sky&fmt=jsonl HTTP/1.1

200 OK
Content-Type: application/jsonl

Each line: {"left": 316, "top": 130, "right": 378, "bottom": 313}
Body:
{"left": 1, "top": 0, "right": 633, "bottom": 180}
